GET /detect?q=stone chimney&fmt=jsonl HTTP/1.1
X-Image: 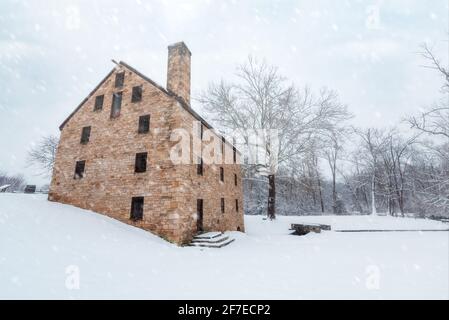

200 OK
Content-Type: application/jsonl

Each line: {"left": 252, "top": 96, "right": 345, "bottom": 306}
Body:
{"left": 167, "top": 42, "right": 191, "bottom": 105}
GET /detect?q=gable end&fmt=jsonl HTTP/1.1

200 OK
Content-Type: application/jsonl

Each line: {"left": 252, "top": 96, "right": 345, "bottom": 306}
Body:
{"left": 59, "top": 69, "right": 115, "bottom": 131}
{"left": 57, "top": 61, "right": 241, "bottom": 155}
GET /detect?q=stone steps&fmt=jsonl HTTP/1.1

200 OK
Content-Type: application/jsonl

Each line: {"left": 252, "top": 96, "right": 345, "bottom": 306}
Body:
{"left": 193, "top": 232, "right": 223, "bottom": 240}
{"left": 189, "top": 232, "right": 235, "bottom": 248}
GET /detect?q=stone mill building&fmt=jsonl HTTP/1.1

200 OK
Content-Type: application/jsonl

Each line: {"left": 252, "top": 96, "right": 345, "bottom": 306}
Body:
{"left": 49, "top": 42, "right": 245, "bottom": 245}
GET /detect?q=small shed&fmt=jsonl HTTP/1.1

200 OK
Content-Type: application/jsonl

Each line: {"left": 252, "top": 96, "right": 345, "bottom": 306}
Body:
{"left": 24, "top": 185, "right": 37, "bottom": 194}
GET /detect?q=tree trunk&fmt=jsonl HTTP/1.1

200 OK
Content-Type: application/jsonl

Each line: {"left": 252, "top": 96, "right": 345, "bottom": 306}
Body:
{"left": 316, "top": 172, "right": 325, "bottom": 213}
{"left": 348, "top": 183, "right": 363, "bottom": 214}
{"left": 267, "top": 174, "right": 276, "bottom": 220}
{"left": 371, "top": 174, "right": 377, "bottom": 216}
{"left": 332, "top": 170, "right": 337, "bottom": 214}
{"left": 392, "top": 161, "right": 404, "bottom": 217}
{"left": 309, "top": 166, "right": 317, "bottom": 207}
{"left": 318, "top": 185, "right": 325, "bottom": 213}
{"left": 361, "top": 186, "right": 369, "bottom": 210}
{"left": 399, "top": 189, "right": 405, "bottom": 217}
{"left": 398, "top": 166, "right": 406, "bottom": 217}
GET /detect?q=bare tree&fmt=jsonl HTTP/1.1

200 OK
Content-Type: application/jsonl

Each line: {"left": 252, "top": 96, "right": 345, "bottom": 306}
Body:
{"left": 322, "top": 127, "right": 350, "bottom": 214}
{"left": 312, "top": 151, "right": 325, "bottom": 213}
{"left": 0, "top": 171, "right": 26, "bottom": 192}
{"left": 408, "top": 106, "right": 449, "bottom": 139}
{"left": 198, "top": 57, "right": 350, "bottom": 219}
{"left": 339, "top": 167, "right": 365, "bottom": 214}
{"left": 420, "top": 43, "right": 449, "bottom": 92}
{"left": 334, "top": 43, "right": 449, "bottom": 217}
{"left": 389, "top": 133, "right": 417, "bottom": 215}
{"left": 353, "top": 128, "right": 391, "bottom": 215}
{"left": 27, "top": 135, "right": 59, "bottom": 177}
{"left": 401, "top": 42, "right": 449, "bottom": 216}
{"left": 374, "top": 130, "right": 418, "bottom": 216}
{"left": 406, "top": 142, "right": 449, "bottom": 215}
{"left": 407, "top": 44, "right": 449, "bottom": 139}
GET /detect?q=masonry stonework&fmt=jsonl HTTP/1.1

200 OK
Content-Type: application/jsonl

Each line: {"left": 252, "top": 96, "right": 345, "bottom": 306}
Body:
{"left": 49, "top": 42, "right": 245, "bottom": 245}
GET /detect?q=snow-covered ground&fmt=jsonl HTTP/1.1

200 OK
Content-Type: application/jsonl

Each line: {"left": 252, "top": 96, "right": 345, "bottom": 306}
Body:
{"left": 0, "top": 194, "right": 448, "bottom": 300}
{"left": 282, "top": 215, "right": 449, "bottom": 231}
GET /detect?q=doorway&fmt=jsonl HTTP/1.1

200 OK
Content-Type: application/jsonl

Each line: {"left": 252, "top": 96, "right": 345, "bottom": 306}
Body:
{"left": 197, "top": 199, "right": 204, "bottom": 232}
{"left": 130, "top": 197, "right": 144, "bottom": 221}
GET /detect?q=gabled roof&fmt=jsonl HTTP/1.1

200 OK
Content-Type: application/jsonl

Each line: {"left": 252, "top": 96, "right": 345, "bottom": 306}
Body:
{"left": 58, "top": 61, "right": 240, "bottom": 154}
{"left": 59, "top": 68, "right": 115, "bottom": 131}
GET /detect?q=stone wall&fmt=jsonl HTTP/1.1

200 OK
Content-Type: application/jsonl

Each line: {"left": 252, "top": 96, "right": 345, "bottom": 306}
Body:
{"left": 175, "top": 104, "right": 245, "bottom": 241}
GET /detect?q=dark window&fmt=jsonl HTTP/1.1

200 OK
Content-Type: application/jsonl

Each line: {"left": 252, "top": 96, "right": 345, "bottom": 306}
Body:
{"left": 132, "top": 86, "right": 143, "bottom": 103}
{"left": 138, "top": 115, "right": 150, "bottom": 134}
{"left": 74, "top": 160, "right": 86, "bottom": 179}
{"left": 221, "top": 198, "right": 225, "bottom": 214}
{"left": 80, "top": 126, "right": 91, "bottom": 144}
{"left": 221, "top": 137, "right": 226, "bottom": 156}
{"left": 94, "top": 95, "right": 104, "bottom": 111}
{"left": 235, "top": 199, "right": 239, "bottom": 212}
{"left": 115, "top": 72, "right": 125, "bottom": 88}
{"left": 135, "top": 152, "right": 148, "bottom": 173}
{"left": 233, "top": 147, "right": 237, "bottom": 164}
{"left": 110, "top": 92, "right": 122, "bottom": 118}
{"left": 220, "top": 167, "right": 224, "bottom": 182}
{"left": 197, "top": 157, "right": 203, "bottom": 176}
{"left": 130, "top": 197, "right": 144, "bottom": 221}
{"left": 234, "top": 174, "right": 238, "bottom": 186}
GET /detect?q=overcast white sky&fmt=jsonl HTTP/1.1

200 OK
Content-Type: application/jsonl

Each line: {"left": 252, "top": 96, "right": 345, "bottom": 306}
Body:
{"left": 0, "top": 0, "right": 448, "bottom": 185}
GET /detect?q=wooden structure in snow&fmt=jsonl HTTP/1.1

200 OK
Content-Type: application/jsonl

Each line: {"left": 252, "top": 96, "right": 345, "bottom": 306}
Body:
{"left": 291, "top": 223, "right": 332, "bottom": 236}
